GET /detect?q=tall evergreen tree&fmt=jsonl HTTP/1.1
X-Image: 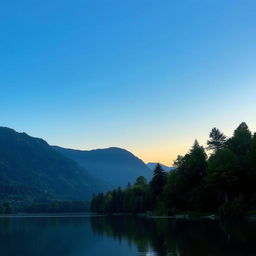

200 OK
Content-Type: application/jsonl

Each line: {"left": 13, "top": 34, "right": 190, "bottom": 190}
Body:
{"left": 205, "top": 148, "right": 239, "bottom": 203}
{"left": 189, "top": 140, "right": 208, "bottom": 178}
{"left": 150, "top": 163, "right": 168, "bottom": 199}
{"left": 135, "top": 176, "right": 147, "bottom": 186}
{"left": 170, "top": 140, "right": 208, "bottom": 210}
{"left": 207, "top": 128, "right": 226, "bottom": 152}
{"left": 227, "top": 122, "right": 252, "bottom": 157}
{"left": 250, "top": 133, "right": 256, "bottom": 174}
{"left": 90, "top": 123, "right": 256, "bottom": 218}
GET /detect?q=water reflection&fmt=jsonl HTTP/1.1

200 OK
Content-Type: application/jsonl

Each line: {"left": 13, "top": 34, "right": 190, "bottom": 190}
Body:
{"left": 0, "top": 216, "right": 255, "bottom": 256}
{"left": 91, "top": 216, "right": 256, "bottom": 256}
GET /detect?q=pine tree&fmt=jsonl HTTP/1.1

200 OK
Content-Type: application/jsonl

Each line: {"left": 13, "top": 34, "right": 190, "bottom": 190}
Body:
{"left": 207, "top": 128, "right": 226, "bottom": 152}
{"left": 150, "top": 164, "right": 167, "bottom": 199}
{"left": 227, "top": 122, "right": 252, "bottom": 157}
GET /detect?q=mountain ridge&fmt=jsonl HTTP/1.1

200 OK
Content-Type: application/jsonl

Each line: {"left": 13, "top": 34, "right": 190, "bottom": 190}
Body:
{"left": 0, "top": 126, "right": 106, "bottom": 202}
{"left": 0, "top": 126, "right": 153, "bottom": 206}
{"left": 53, "top": 146, "right": 152, "bottom": 188}
{"left": 147, "top": 162, "right": 174, "bottom": 172}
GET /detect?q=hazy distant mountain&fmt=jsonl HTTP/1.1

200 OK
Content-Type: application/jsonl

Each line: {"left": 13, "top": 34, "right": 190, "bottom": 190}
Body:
{"left": 0, "top": 127, "right": 105, "bottom": 202}
{"left": 53, "top": 146, "right": 152, "bottom": 188}
{"left": 147, "top": 162, "right": 174, "bottom": 172}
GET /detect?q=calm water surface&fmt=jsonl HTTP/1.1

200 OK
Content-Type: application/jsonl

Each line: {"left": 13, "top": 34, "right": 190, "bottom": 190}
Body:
{"left": 0, "top": 215, "right": 255, "bottom": 256}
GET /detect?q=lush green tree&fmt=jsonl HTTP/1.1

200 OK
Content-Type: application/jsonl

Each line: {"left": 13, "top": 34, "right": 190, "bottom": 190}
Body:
{"left": 110, "top": 187, "right": 124, "bottom": 213}
{"left": 91, "top": 193, "right": 105, "bottom": 213}
{"left": 226, "top": 122, "right": 252, "bottom": 159}
{"left": 205, "top": 148, "right": 239, "bottom": 204}
{"left": 165, "top": 141, "right": 208, "bottom": 211}
{"left": 91, "top": 123, "right": 256, "bottom": 218}
{"left": 0, "top": 203, "right": 5, "bottom": 214}
{"left": 150, "top": 164, "right": 167, "bottom": 202}
{"left": 176, "top": 140, "right": 207, "bottom": 185}
{"left": 2, "top": 202, "right": 12, "bottom": 214}
{"left": 249, "top": 133, "right": 256, "bottom": 174}
{"left": 188, "top": 140, "right": 208, "bottom": 178}
{"left": 207, "top": 128, "right": 226, "bottom": 152}
{"left": 135, "top": 176, "right": 147, "bottom": 186}
{"left": 164, "top": 170, "right": 183, "bottom": 213}
{"left": 226, "top": 122, "right": 252, "bottom": 197}
{"left": 247, "top": 133, "right": 256, "bottom": 204}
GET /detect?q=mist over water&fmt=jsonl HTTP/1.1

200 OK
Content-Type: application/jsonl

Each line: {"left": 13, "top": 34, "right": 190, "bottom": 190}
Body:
{"left": 0, "top": 216, "right": 255, "bottom": 256}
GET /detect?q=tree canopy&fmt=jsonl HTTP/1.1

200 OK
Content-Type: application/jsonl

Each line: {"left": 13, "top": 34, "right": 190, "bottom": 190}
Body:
{"left": 91, "top": 122, "right": 256, "bottom": 219}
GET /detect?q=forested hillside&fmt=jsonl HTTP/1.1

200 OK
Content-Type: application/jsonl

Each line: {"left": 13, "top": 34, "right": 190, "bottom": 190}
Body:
{"left": 91, "top": 122, "right": 256, "bottom": 218}
{"left": 53, "top": 146, "right": 152, "bottom": 188}
{"left": 0, "top": 127, "right": 105, "bottom": 206}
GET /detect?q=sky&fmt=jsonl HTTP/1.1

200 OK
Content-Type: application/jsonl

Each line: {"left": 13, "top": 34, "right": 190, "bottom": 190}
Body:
{"left": 0, "top": 0, "right": 256, "bottom": 165}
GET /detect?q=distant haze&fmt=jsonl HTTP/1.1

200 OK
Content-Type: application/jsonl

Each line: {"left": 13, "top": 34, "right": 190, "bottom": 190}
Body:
{"left": 147, "top": 162, "right": 174, "bottom": 173}
{"left": 53, "top": 146, "right": 152, "bottom": 188}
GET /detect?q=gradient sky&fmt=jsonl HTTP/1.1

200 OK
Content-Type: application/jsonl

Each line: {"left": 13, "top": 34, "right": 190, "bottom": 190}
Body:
{"left": 1, "top": 0, "right": 256, "bottom": 165}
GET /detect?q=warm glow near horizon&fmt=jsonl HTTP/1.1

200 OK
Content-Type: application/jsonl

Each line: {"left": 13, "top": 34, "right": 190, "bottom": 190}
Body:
{"left": 46, "top": 118, "right": 256, "bottom": 166}
{"left": 1, "top": 0, "right": 255, "bottom": 167}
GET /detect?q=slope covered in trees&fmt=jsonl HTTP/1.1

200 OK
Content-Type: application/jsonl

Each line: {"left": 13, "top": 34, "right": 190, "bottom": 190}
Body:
{"left": 0, "top": 127, "right": 106, "bottom": 207}
{"left": 91, "top": 122, "right": 256, "bottom": 218}
{"left": 53, "top": 146, "right": 152, "bottom": 188}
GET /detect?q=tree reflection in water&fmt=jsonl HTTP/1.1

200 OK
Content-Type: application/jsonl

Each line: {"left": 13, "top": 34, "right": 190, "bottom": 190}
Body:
{"left": 90, "top": 216, "right": 256, "bottom": 256}
{"left": 0, "top": 216, "right": 255, "bottom": 256}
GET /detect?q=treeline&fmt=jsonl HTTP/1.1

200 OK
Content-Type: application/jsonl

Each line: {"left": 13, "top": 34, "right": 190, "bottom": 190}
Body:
{"left": 91, "top": 122, "right": 256, "bottom": 218}
{"left": 25, "top": 201, "right": 90, "bottom": 213}
{"left": 0, "top": 200, "right": 89, "bottom": 214}
{"left": 0, "top": 202, "right": 12, "bottom": 214}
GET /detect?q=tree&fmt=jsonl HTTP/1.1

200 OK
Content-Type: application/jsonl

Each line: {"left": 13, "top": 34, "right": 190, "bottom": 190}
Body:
{"left": 250, "top": 133, "right": 256, "bottom": 174}
{"left": 90, "top": 123, "right": 256, "bottom": 218}
{"left": 170, "top": 140, "right": 208, "bottom": 210}
{"left": 177, "top": 140, "right": 207, "bottom": 182}
{"left": 247, "top": 133, "right": 256, "bottom": 199}
{"left": 188, "top": 140, "right": 208, "bottom": 178}
{"left": 135, "top": 176, "right": 147, "bottom": 186}
{"left": 205, "top": 148, "right": 239, "bottom": 204}
{"left": 207, "top": 128, "right": 226, "bottom": 152}
{"left": 164, "top": 169, "right": 183, "bottom": 213}
{"left": 227, "top": 122, "right": 252, "bottom": 157}
{"left": 3, "top": 202, "right": 12, "bottom": 214}
{"left": 226, "top": 122, "right": 252, "bottom": 194}
{"left": 150, "top": 164, "right": 167, "bottom": 200}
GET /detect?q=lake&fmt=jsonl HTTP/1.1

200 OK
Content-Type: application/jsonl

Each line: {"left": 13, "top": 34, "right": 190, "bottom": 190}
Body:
{"left": 0, "top": 215, "right": 255, "bottom": 256}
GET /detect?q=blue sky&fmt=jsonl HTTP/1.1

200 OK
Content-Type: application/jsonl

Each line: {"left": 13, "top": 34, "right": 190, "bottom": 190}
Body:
{"left": 1, "top": 0, "right": 256, "bottom": 165}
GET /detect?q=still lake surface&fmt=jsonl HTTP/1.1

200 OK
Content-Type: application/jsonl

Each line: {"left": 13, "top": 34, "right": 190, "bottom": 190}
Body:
{"left": 0, "top": 215, "right": 255, "bottom": 256}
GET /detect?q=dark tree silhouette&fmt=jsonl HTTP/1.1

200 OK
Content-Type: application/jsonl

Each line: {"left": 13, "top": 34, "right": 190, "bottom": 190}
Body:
{"left": 91, "top": 122, "right": 256, "bottom": 219}
{"left": 207, "top": 128, "right": 226, "bottom": 152}
{"left": 150, "top": 163, "right": 168, "bottom": 199}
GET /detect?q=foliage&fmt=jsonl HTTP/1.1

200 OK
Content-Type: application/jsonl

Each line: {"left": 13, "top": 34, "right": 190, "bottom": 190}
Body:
{"left": 0, "top": 202, "right": 12, "bottom": 214}
{"left": 219, "top": 195, "right": 246, "bottom": 220}
{"left": 0, "top": 127, "right": 105, "bottom": 202}
{"left": 91, "top": 122, "right": 256, "bottom": 218}
{"left": 207, "top": 128, "right": 226, "bottom": 152}
{"left": 25, "top": 200, "right": 89, "bottom": 213}
{"left": 150, "top": 164, "right": 167, "bottom": 205}
{"left": 205, "top": 148, "right": 239, "bottom": 203}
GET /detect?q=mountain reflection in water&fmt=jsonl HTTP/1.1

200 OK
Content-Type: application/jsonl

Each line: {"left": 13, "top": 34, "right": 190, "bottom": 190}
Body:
{"left": 0, "top": 215, "right": 255, "bottom": 256}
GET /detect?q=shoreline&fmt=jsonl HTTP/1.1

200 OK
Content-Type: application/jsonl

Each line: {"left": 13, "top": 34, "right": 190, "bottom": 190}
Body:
{"left": 0, "top": 213, "right": 255, "bottom": 221}
{"left": 0, "top": 213, "right": 104, "bottom": 218}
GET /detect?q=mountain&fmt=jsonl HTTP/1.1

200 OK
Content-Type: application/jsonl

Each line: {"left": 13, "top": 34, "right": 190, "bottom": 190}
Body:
{"left": 53, "top": 146, "right": 152, "bottom": 188}
{"left": 147, "top": 162, "right": 174, "bottom": 172}
{"left": 0, "top": 127, "right": 105, "bottom": 202}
